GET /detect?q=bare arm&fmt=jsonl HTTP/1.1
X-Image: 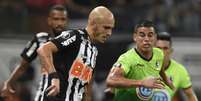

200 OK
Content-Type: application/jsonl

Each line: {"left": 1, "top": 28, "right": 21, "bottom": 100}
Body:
{"left": 183, "top": 87, "right": 198, "bottom": 101}
{"left": 1, "top": 59, "right": 29, "bottom": 97}
{"left": 84, "top": 80, "right": 92, "bottom": 101}
{"left": 37, "top": 42, "right": 60, "bottom": 96}
{"left": 106, "top": 67, "right": 164, "bottom": 89}
{"left": 6, "top": 58, "right": 29, "bottom": 85}
{"left": 37, "top": 42, "right": 58, "bottom": 73}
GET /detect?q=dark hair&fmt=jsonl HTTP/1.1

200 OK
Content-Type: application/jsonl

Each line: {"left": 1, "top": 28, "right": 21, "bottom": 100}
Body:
{"left": 134, "top": 20, "right": 157, "bottom": 33}
{"left": 157, "top": 32, "right": 172, "bottom": 45}
{"left": 49, "top": 4, "right": 68, "bottom": 15}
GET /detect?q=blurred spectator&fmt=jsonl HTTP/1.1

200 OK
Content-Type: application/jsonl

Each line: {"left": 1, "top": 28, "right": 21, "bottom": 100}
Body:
{"left": 0, "top": 0, "right": 26, "bottom": 33}
{"left": 25, "top": 0, "right": 65, "bottom": 33}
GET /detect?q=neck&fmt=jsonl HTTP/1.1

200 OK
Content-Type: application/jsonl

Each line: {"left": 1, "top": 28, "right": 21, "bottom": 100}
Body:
{"left": 164, "top": 59, "right": 171, "bottom": 70}
{"left": 85, "top": 26, "right": 95, "bottom": 43}
{"left": 135, "top": 47, "right": 152, "bottom": 60}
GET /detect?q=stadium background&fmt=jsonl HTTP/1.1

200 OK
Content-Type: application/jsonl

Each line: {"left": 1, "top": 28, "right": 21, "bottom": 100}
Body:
{"left": 0, "top": 0, "right": 200, "bottom": 101}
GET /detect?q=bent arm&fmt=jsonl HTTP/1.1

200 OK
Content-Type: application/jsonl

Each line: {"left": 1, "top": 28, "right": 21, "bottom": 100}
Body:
{"left": 6, "top": 59, "right": 29, "bottom": 85}
{"left": 37, "top": 42, "right": 58, "bottom": 73}
{"left": 106, "top": 67, "right": 142, "bottom": 88}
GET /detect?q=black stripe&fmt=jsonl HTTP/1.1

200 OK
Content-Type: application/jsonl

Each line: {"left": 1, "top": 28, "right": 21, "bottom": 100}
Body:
{"left": 41, "top": 75, "right": 46, "bottom": 91}
{"left": 69, "top": 78, "right": 78, "bottom": 101}
{"left": 83, "top": 41, "right": 88, "bottom": 63}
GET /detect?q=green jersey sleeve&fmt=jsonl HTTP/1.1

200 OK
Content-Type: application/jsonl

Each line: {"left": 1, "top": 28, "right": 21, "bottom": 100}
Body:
{"left": 179, "top": 64, "right": 192, "bottom": 89}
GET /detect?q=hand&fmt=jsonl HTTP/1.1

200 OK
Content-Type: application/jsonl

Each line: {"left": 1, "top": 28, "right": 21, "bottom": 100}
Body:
{"left": 141, "top": 77, "right": 165, "bottom": 89}
{"left": 1, "top": 81, "right": 15, "bottom": 98}
{"left": 46, "top": 78, "right": 60, "bottom": 96}
{"left": 167, "top": 78, "right": 175, "bottom": 91}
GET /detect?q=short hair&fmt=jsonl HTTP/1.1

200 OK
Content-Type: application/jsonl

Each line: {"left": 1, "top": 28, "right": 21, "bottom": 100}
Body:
{"left": 157, "top": 32, "right": 172, "bottom": 45}
{"left": 134, "top": 20, "right": 157, "bottom": 33}
{"left": 49, "top": 4, "right": 68, "bottom": 15}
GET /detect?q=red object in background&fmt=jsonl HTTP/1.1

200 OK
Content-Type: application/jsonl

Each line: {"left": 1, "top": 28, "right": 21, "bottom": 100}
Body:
{"left": 26, "top": 0, "right": 65, "bottom": 9}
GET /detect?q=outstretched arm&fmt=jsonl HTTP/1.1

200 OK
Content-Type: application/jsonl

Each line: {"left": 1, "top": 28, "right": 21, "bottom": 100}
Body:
{"left": 1, "top": 59, "right": 29, "bottom": 98}
{"left": 106, "top": 67, "right": 164, "bottom": 89}
{"left": 37, "top": 42, "right": 59, "bottom": 96}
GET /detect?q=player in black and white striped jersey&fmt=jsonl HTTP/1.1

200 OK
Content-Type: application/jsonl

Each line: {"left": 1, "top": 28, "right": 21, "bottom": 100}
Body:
{"left": 37, "top": 6, "right": 115, "bottom": 101}
{"left": 1, "top": 5, "right": 68, "bottom": 101}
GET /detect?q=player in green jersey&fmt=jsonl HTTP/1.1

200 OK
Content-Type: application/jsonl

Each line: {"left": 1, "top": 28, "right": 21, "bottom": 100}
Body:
{"left": 106, "top": 20, "right": 173, "bottom": 101}
{"left": 154, "top": 32, "right": 198, "bottom": 101}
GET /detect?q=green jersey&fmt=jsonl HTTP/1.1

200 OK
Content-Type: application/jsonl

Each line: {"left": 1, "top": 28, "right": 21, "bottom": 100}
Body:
{"left": 152, "top": 59, "right": 192, "bottom": 101}
{"left": 113, "top": 48, "right": 164, "bottom": 101}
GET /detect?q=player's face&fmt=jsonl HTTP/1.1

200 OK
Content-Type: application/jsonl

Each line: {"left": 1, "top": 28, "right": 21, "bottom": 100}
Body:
{"left": 93, "top": 17, "right": 114, "bottom": 43}
{"left": 48, "top": 10, "right": 68, "bottom": 36}
{"left": 134, "top": 27, "right": 156, "bottom": 52}
{"left": 156, "top": 40, "right": 172, "bottom": 61}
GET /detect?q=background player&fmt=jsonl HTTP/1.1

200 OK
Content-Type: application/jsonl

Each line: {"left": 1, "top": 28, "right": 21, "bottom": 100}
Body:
{"left": 1, "top": 5, "right": 68, "bottom": 101}
{"left": 154, "top": 32, "right": 198, "bottom": 101}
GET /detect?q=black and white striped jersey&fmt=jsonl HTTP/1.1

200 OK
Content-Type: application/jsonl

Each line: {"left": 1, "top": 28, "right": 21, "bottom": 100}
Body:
{"left": 21, "top": 32, "right": 50, "bottom": 62}
{"left": 51, "top": 29, "right": 98, "bottom": 101}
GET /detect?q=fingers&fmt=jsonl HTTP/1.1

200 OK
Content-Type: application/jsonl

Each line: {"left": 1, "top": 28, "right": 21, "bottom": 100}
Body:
{"left": 153, "top": 83, "right": 164, "bottom": 89}
{"left": 46, "top": 85, "right": 59, "bottom": 96}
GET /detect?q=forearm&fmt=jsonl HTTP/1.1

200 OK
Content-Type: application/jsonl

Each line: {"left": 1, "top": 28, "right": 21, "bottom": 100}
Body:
{"left": 37, "top": 47, "right": 56, "bottom": 73}
{"left": 187, "top": 95, "right": 198, "bottom": 101}
{"left": 7, "top": 59, "right": 29, "bottom": 84}
{"left": 106, "top": 77, "right": 142, "bottom": 88}
{"left": 84, "top": 81, "right": 92, "bottom": 101}
{"left": 185, "top": 88, "right": 198, "bottom": 101}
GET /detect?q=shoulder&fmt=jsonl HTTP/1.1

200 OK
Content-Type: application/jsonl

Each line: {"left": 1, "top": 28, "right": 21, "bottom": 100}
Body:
{"left": 171, "top": 60, "right": 189, "bottom": 73}
{"left": 153, "top": 47, "right": 163, "bottom": 53}
{"left": 56, "top": 29, "right": 84, "bottom": 39}
{"left": 35, "top": 32, "right": 49, "bottom": 38}
{"left": 153, "top": 47, "right": 164, "bottom": 57}
{"left": 118, "top": 49, "right": 135, "bottom": 60}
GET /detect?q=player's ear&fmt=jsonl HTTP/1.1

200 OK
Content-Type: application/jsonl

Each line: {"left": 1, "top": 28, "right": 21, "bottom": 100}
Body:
{"left": 133, "top": 32, "right": 137, "bottom": 42}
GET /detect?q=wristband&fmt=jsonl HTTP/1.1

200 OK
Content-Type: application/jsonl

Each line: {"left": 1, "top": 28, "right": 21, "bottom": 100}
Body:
{"left": 49, "top": 72, "right": 59, "bottom": 79}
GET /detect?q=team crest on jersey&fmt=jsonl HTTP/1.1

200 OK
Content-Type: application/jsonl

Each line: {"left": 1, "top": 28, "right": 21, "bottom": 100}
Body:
{"left": 136, "top": 86, "right": 153, "bottom": 100}
{"left": 152, "top": 89, "right": 170, "bottom": 101}
{"left": 155, "top": 61, "right": 160, "bottom": 68}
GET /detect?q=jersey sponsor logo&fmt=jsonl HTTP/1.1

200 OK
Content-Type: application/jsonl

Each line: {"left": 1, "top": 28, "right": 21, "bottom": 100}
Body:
{"left": 152, "top": 89, "right": 170, "bottom": 101}
{"left": 69, "top": 58, "right": 92, "bottom": 83}
{"left": 136, "top": 86, "right": 153, "bottom": 100}
{"left": 61, "top": 35, "right": 76, "bottom": 46}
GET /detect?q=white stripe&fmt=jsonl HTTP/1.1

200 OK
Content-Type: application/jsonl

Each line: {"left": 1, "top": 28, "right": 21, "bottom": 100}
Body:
{"left": 86, "top": 46, "right": 92, "bottom": 66}
{"left": 34, "top": 76, "right": 44, "bottom": 101}
{"left": 40, "top": 75, "right": 48, "bottom": 101}
{"left": 73, "top": 80, "right": 83, "bottom": 101}
{"left": 65, "top": 76, "right": 74, "bottom": 101}
{"left": 91, "top": 47, "right": 98, "bottom": 68}
{"left": 26, "top": 42, "right": 37, "bottom": 57}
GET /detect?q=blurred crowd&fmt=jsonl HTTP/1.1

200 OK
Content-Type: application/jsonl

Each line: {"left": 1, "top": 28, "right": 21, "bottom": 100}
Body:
{"left": 0, "top": 0, "right": 200, "bottom": 36}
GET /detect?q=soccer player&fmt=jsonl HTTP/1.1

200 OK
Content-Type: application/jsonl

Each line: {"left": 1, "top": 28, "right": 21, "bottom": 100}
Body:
{"left": 1, "top": 5, "right": 68, "bottom": 101}
{"left": 154, "top": 32, "right": 198, "bottom": 101}
{"left": 37, "top": 6, "right": 115, "bottom": 101}
{"left": 106, "top": 20, "right": 173, "bottom": 101}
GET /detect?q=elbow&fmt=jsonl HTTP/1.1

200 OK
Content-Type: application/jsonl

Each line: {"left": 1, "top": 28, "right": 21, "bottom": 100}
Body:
{"left": 37, "top": 45, "right": 45, "bottom": 56}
